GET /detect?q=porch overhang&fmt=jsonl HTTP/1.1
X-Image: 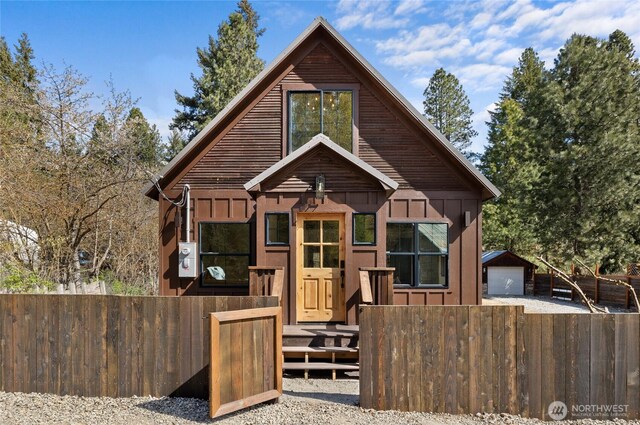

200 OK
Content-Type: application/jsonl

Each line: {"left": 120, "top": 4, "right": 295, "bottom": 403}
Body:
{"left": 243, "top": 134, "right": 399, "bottom": 195}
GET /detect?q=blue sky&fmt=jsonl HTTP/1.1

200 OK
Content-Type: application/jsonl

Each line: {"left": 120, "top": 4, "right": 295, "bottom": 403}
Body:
{"left": 2, "top": 0, "right": 639, "bottom": 154}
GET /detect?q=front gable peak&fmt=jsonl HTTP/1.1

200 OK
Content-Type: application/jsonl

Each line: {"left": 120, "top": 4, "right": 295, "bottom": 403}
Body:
{"left": 244, "top": 134, "right": 399, "bottom": 194}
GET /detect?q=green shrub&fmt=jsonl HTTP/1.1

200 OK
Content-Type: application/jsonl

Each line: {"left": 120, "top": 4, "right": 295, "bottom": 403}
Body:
{"left": 0, "top": 263, "right": 56, "bottom": 293}
{"left": 99, "top": 270, "right": 147, "bottom": 296}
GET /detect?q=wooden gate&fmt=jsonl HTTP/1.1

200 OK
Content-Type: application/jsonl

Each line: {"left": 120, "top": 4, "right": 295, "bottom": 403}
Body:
{"left": 209, "top": 306, "right": 282, "bottom": 418}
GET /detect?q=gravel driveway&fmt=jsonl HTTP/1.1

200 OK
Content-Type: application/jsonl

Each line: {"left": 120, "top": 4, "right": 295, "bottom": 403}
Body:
{"left": 1, "top": 378, "right": 635, "bottom": 424}
{"left": 483, "top": 295, "right": 631, "bottom": 313}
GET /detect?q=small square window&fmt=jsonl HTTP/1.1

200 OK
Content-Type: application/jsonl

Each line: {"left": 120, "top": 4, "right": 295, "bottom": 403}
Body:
{"left": 353, "top": 213, "right": 376, "bottom": 245}
{"left": 266, "top": 213, "right": 289, "bottom": 245}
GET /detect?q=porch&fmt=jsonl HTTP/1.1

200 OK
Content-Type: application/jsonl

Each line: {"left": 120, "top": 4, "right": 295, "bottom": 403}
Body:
{"left": 249, "top": 265, "right": 394, "bottom": 378}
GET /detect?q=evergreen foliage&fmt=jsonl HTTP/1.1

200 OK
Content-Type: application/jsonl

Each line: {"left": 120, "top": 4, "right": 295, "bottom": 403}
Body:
{"left": 126, "top": 107, "right": 162, "bottom": 166}
{"left": 171, "top": 0, "right": 265, "bottom": 141}
{"left": 481, "top": 31, "right": 640, "bottom": 272}
{"left": 423, "top": 68, "right": 477, "bottom": 157}
{"left": 163, "top": 129, "right": 186, "bottom": 163}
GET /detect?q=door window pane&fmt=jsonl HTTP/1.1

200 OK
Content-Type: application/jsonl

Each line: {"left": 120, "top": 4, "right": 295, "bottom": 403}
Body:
{"left": 266, "top": 213, "right": 289, "bottom": 245}
{"left": 303, "top": 221, "right": 320, "bottom": 243}
{"left": 323, "top": 245, "right": 339, "bottom": 268}
{"left": 322, "top": 91, "right": 353, "bottom": 151}
{"left": 418, "top": 223, "right": 448, "bottom": 253}
{"left": 353, "top": 214, "right": 375, "bottom": 245}
{"left": 304, "top": 245, "right": 321, "bottom": 268}
{"left": 322, "top": 220, "right": 339, "bottom": 243}
{"left": 290, "top": 92, "right": 321, "bottom": 151}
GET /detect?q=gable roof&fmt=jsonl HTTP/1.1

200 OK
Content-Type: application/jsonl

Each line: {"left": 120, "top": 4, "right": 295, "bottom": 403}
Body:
{"left": 144, "top": 17, "right": 501, "bottom": 201}
{"left": 244, "top": 133, "right": 399, "bottom": 193}
{"left": 482, "top": 250, "right": 536, "bottom": 268}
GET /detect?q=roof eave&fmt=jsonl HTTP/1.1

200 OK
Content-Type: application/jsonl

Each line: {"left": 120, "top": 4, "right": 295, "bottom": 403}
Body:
{"left": 144, "top": 18, "right": 328, "bottom": 199}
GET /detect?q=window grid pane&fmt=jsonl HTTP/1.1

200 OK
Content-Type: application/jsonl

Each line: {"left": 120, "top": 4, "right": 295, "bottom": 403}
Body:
{"left": 386, "top": 222, "right": 449, "bottom": 288}
{"left": 354, "top": 214, "right": 375, "bottom": 245}
{"left": 289, "top": 90, "right": 353, "bottom": 152}
{"left": 290, "top": 92, "right": 321, "bottom": 151}
{"left": 266, "top": 213, "right": 289, "bottom": 245}
{"left": 200, "top": 222, "right": 251, "bottom": 286}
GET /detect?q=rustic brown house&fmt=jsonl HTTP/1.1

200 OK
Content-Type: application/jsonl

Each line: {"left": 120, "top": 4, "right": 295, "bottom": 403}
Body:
{"left": 145, "top": 17, "right": 500, "bottom": 326}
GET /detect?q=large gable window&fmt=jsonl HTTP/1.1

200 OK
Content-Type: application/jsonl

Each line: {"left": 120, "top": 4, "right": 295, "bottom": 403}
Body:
{"left": 386, "top": 223, "right": 448, "bottom": 287}
{"left": 289, "top": 90, "right": 353, "bottom": 152}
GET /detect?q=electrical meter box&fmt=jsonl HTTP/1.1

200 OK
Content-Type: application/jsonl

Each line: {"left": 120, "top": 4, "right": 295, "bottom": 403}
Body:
{"left": 178, "top": 242, "right": 197, "bottom": 278}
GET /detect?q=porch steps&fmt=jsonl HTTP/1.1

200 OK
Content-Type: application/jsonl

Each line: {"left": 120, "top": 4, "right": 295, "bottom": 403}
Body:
{"left": 282, "top": 325, "right": 360, "bottom": 379}
{"left": 282, "top": 346, "right": 358, "bottom": 353}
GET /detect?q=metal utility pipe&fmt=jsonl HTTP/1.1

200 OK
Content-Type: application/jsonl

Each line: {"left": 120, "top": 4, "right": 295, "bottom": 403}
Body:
{"left": 185, "top": 184, "right": 191, "bottom": 243}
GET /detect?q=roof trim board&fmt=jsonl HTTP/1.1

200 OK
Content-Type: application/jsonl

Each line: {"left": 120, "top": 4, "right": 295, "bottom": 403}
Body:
{"left": 144, "top": 17, "right": 500, "bottom": 201}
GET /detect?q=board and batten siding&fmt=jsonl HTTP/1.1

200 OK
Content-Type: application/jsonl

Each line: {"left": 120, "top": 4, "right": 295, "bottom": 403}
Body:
{"left": 159, "top": 190, "right": 256, "bottom": 296}
{"left": 157, "top": 31, "right": 486, "bottom": 321}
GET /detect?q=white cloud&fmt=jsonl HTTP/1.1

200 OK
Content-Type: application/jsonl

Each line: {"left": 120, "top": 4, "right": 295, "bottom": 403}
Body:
{"left": 472, "top": 102, "right": 497, "bottom": 127}
{"left": 394, "top": 0, "right": 426, "bottom": 16}
{"left": 494, "top": 47, "right": 525, "bottom": 65}
{"left": 452, "top": 63, "right": 511, "bottom": 91}
{"left": 537, "top": 47, "right": 559, "bottom": 67}
{"left": 376, "top": 23, "right": 463, "bottom": 53}
{"left": 383, "top": 38, "right": 472, "bottom": 68}
{"left": 335, "top": 0, "right": 410, "bottom": 30}
{"left": 470, "top": 12, "right": 493, "bottom": 29}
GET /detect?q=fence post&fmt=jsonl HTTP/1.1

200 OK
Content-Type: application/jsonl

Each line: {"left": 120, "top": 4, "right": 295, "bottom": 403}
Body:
{"left": 626, "top": 275, "right": 631, "bottom": 309}
{"left": 532, "top": 269, "right": 536, "bottom": 295}
{"left": 550, "top": 269, "right": 554, "bottom": 296}
{"left": 594, "top": 264, "right": 599, "bottom": 304}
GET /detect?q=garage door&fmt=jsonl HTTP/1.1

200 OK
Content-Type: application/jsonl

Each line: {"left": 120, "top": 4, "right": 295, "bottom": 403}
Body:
{"left": 488, "top": 266, "right": 524, "bottom": 295}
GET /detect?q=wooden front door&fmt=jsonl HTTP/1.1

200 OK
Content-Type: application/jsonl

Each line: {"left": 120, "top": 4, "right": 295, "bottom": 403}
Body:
{"left": 296, "top": 214, "right": 345, "bottom": 322}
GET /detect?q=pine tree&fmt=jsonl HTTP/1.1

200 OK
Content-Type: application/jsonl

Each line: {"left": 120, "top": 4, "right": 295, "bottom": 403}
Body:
{"left": 537, "top": 32, "right": 640, "bottom": 271}
{"left": 126, "top": 107, "right": 162, "bottom": 166}
{"left": 163, "top": 129, "right": 186, "bottom": 163}
{"left": 481, "top": 49, "right": 546, "bottom": 256}
{"left": 423, "top": 68, "right": 477, "bottom": 157}
{"left": 172, "top": 0, "right": 265, "bottom": 140}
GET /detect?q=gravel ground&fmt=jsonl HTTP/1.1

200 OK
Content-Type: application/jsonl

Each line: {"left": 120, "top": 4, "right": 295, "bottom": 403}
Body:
{"left": 0, "top": 378, "right": 637, "bottom": 425}
{"left": 483, "top": 295, "right": 631, "bottom": 313}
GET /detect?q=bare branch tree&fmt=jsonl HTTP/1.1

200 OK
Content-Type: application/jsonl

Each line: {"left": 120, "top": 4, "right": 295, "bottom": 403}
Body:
{"left": 575, "top": 259, "right": 639, "bottom": 313}
{"left": 536, "top": 256, "right": 609, "bottom": 313}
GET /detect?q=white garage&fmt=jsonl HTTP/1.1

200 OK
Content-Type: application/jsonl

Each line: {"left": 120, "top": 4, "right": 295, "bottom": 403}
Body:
{"left": 482, "top": 250, "right": 535, "bottom": 296}
{"left": 487, "top": 266, "right": 524, "bottom": 295}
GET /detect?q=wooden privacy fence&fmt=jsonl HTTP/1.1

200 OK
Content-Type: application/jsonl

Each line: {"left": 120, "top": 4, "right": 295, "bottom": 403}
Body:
{"left": 209, "top": 307, "right": 282, "bottom": 418}
{"left": 359, "top": 305, "right": 640, "bottom": 420}
{"left": 534, "top": 273, "right": 640, "bottom": 309}
{"left": 0, "top": 294, "right": 277, "bottom": 398}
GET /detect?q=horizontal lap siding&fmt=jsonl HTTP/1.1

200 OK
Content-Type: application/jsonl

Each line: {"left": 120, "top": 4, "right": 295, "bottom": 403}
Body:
{"left": 263, "top": 147, "right": 381, "bottom": 192}
{"left": 358, "top": 88, "right": 469, "bottom": 191}
{"left": 173, "top": 42, "right": 474, "bottom": 194}
{"left": 175, "top": 88, "right": 282, "bottom": 190}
